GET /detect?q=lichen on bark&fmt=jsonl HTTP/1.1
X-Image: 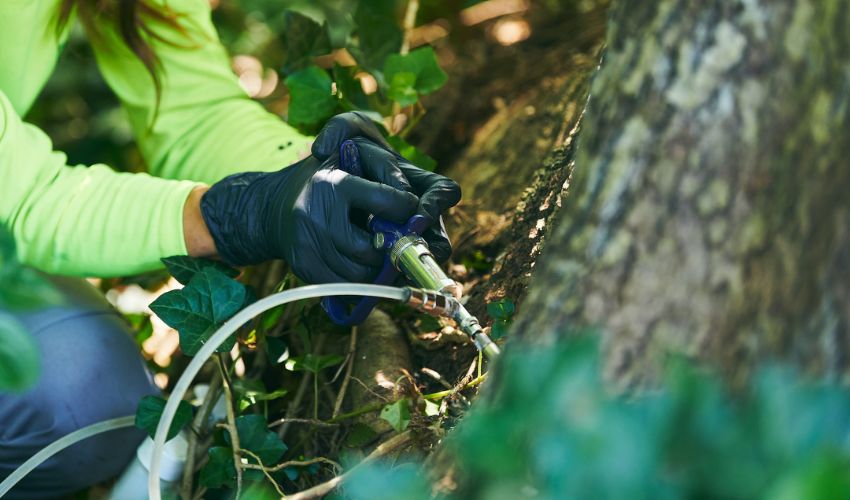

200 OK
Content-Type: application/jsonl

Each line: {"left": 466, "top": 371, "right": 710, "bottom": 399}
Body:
{"left": 514, "top": 0, "right": 850, "bottom": 387}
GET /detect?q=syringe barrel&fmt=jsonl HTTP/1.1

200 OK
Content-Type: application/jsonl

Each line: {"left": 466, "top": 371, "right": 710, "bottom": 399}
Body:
{"left": 391, "top": 236, "right": 461, "bottom": 298}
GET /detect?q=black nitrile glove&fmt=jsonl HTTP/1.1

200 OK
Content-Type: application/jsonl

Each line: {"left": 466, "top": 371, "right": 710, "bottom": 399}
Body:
{"left": 312, "top": 112, "right": 462, "bottom": 263}
{"left": 200, "top": 155, "right": 419, "bottom": 284}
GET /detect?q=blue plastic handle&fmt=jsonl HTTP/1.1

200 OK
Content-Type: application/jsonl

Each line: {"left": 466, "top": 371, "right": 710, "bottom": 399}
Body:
{"left": 321, "top": 140, "right": 429, "bottom": 326}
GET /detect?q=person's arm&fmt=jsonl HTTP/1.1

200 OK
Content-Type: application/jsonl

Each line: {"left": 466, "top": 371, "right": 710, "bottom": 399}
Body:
{"left": 0, "top": 89, "right": 208, "bottom": 277}
{"left": 87, "top": 0, "right": 313, "bottom": 185}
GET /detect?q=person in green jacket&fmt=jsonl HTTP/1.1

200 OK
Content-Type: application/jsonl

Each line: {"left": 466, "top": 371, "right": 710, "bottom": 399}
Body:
{"left": 0, "top": 0, "right": 460, "bottom": 496}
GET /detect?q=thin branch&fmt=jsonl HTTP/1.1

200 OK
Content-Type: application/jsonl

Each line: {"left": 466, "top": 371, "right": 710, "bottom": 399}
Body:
{"left": 216, "top": 354, "right": 243, "bottom": 498}
{"left": 333, "top": 326, "right": 358, "bottom": 418}
{"left": 239, "top": 449, "right": 287, "bottom": 498}
{"left": 279, "top": 333, "right": 327, "bottom": 439}
{"left": 181, "top": 369, "right": 222, "bottom": 500}
{"left": 241, "top": 454, "right": 342, "bottom": 474}
{"left": 267, "top": 418, "right": 339, "bottom": 429}
{"left": 423, "top": 373, "right": 488, "bottom": 401}
{"left": 285, "top": 431, "right": 413, "bottom": 500}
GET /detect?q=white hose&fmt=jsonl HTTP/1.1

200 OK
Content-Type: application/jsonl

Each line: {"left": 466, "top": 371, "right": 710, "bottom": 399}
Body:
{"left": 148, "top": 284, "right": 408, "bottom": 500}
{"left": 0, "top": 416, "right": 136, "bottom": 497}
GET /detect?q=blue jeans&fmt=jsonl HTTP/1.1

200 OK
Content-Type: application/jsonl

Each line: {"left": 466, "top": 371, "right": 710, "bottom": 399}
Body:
{"left": 0, "top": 276, "right": 157, "bottom": 498}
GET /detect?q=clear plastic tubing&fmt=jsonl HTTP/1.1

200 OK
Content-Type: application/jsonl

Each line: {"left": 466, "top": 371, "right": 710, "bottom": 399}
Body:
{"left": 148, "top": 284, "right": 408, "bottom": 500}
{"left": 0, "top": 416, "right": 136, "bottom": 497}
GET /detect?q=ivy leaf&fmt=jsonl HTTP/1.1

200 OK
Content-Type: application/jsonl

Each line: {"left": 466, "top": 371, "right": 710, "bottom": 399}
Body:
{"left": 285, "top": 353, "right": 345, "bottom": 374}
{"left": 383, "top": 47, "right": 447, "bottom": 103}
{"left": 150, "top": 267, "right": 246, "bottom": 356}
{"left": 487, "top": 299, "right": 516, "bottom": 320}
{"left": 161, "top": 256, "right": 239, "bottom": 286}
{"left": 345, "top": 422, "right": 378, "bottom": 448}
{"left": 0, "top": 313, "right": 40, "bottom": 392}
{"left": 388, "top": 72, "right": 419, "bottom": 107}
{"left": 349, "top": 0, "right": 403, "bottom": 73}
{"left": 490, "top": 320, "right": 508, "bottom": 340}
{"left": 424, "top": 399, "right": 441, "bottom": 417}
{"left": 266, "top": 337, "right": 289, "bottom": 365}
{"left": 381, "top": 398, "right": 411, "bottom": 432}
{"left": 135, "top": 395, "right": 193, "bottom": 441}
{"left": 227, "top": 414, "right": 288, "bottom": 465}
{"left": 285, "top": 65, "right": 338, "bottom": 126}
{"left": 281, "top": 10, "right": 332, "bottom": 75}
{"left": 333, "top": 63, "right": 371, "bottom": 110}
{"left": 200, "top": 446, "right": 236, "bottom": 489}
{"left": 387, "top": 135, "right": 437, "bottom": 172}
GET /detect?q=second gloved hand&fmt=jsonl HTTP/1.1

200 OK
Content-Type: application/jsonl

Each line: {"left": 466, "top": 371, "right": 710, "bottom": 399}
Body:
{"left": 199, "top": 155, "right": 419, "bottom": 284}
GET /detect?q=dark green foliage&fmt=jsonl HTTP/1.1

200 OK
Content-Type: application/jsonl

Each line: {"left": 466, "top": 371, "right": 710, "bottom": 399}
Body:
{"left": 281, "top": 11, "right": 333, "bottom": 74}
{"left": 230, "top": 414, "right": 289, "bottom": 466}
{"left": 486, "top": 298, "right": 515, "bottom": 339}
{"left": 151, "top": 266, "right": 246, "bottom": 356}
{"left": 334, "top": 63, "right": 371, "bottom": 111}
{"left": 285, "top": 65, "right": 338, "bottom": 126}
{"left": 348, "top": 0, "right": 403, "bottom": 74}
{"left": 161, "top": 256, "right": 239, "bottom": 286}
{"left": 200, "top": 446, "right": 237, "bottom": 489}
{"left": 135, "top": 395, "right": 193, "bottom": 441}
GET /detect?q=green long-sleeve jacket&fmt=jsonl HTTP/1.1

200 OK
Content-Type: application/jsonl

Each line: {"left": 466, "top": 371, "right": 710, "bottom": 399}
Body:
{"left": 0, "top": 0, "right": 311, "bottom": 277}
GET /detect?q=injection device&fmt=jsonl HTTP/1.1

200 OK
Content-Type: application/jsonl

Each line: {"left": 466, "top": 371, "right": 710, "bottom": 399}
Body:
{"left": 322, "top": 140, "right": 500, "bottom": 360}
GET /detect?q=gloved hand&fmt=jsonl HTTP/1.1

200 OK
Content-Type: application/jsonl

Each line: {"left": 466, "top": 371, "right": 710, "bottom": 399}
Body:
{"left": 200, "top": 154, "right": 420, "bottom": 284}
{"left": 312, "top": 112, "right": 462, "bottom": 263}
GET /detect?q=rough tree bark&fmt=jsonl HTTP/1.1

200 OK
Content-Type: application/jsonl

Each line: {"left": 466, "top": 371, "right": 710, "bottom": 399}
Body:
{"left": 513, "top": 0, "right": 850, "bottom": 386}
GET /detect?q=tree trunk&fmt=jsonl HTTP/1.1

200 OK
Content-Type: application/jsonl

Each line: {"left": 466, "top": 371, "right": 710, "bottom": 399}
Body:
{"left": 514, "top": 0, "right": 850, "bottom": 387}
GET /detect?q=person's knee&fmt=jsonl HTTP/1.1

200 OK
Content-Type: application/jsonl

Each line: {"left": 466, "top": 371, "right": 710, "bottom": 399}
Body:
{"left": 0, "top": 279, "right": 157, "bottom": 497}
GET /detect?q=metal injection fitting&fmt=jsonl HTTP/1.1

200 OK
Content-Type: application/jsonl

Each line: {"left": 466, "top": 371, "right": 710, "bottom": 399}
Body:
{"left": 405, "top": 288, "right": 459, "bottom": 317}
{"left": 404, "top": 288, "right": 501, "bottom": 360}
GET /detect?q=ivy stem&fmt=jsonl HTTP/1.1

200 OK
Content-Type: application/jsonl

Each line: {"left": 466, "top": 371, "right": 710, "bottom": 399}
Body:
{"left": 180, "top": 368, "right": 222, "bottom": 500}
{"left": 216, "top": 354, "right": 243, "bottom": 498}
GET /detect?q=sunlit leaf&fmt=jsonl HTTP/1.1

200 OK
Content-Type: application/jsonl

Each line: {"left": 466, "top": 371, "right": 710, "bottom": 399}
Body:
{"left": 380, "top": 398, "right": 411, "bottom": 432}
{"left": 424, "top": 399, "right": 441, "bottom": 417}
{"left": 285, "top": 65, "right": 338, "bottom": 126}
{"left": 0, "top": 313, "right": 40, "bottom": 392}
{"left": 383, "top": 47, "right": 448, "bottom": 102}
{"left": 388, "top": 71, "right": 419, "bottom": 107}
{"left": 150, "top": 267, "right": 245, "bottom": 356}
{"left": 135, "top": 395, "right": 193, "bottom": 441}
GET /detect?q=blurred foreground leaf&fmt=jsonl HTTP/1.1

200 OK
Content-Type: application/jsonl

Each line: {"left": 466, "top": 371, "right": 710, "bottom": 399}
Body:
{"left": 0, "top": 313, "right": 40, "bottom": 392}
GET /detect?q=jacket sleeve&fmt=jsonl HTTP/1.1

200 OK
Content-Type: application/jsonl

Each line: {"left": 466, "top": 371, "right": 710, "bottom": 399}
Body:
{"left": 0, "top": 90, "right": 200, "bottom": 277}
{"left": 88, "top": 0, "right": 313, "bottom": 185}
